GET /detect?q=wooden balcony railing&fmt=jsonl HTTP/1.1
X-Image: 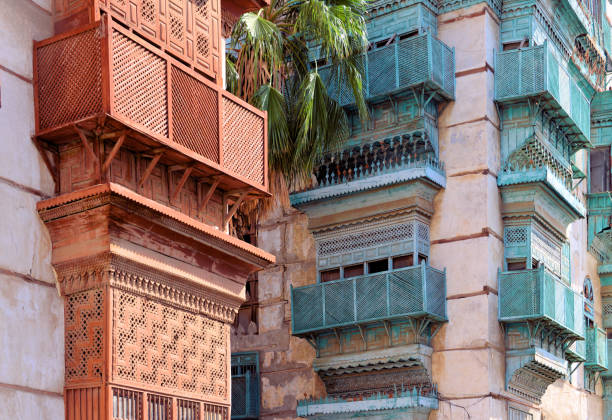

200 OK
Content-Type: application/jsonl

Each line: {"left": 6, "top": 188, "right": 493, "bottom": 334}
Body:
{"left": 318, "top": 32, "right": 455, "bottom": 107}
{"left": 495, "top": 42, "right": 591, "bottom": 145}
{"left": 34, "top": 15, "right": 268, "bottom": 194}
{"left": 498, "top": 266, "right": 584, "bottom": 339}
{"left": 290, "top": 263, "right": 447, "bottom": 336}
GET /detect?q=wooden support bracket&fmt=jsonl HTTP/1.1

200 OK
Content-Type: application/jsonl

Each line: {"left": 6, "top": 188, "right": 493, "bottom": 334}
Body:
{"left": 223, "top": 191, "right": 248, "bottom": 227}
{"left": 74, "top": 124, "right": 100, "bottom": 181}
{"left": 383, "top": 320, "right": 392, "bottom": 346}
{"left": 333, "top": 328, "right": 342, "bottom": 353}
{"left": 357, "top": 324, "right": 367, "bottom": 351}
{"left": 198, "top": 176, "right": 221, "bottom": 215}
{"left": 139, "top": 152, "right": 163, "bottom": 188}
{"left": 101, "top": 132, "right": 126, "bottom": 173}
{"left": 32, "top": 137, "right": 58, "bottom": 188}
{"left": 171, "top": 166, "right": 193, "bottom": 203}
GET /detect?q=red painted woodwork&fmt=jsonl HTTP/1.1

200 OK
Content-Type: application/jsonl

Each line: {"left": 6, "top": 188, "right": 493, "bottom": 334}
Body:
{"left": 52, "top": 0, "right": 223, "bottom": 83}
{"left": 38, "top": 184, "right": 273, "bottom": 420}
{"left": 34, "top": 16, "right": 268, "bottom": 194}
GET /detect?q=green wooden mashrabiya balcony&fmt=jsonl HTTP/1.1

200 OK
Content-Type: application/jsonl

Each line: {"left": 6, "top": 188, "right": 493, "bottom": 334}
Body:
{"left": 318, "top": 32, "right": 455, "bottom": 107}
{"left": 290, "top": 263, "right": 446, "bottom": 336}
{"left": 495, "top": 41, "right": 591, "bottom": 146}
{"left": 498, "top": 265, "right": 584, "bottom": 340}
{"left": 585, "top": 326, "right": 609, "bottom": 372}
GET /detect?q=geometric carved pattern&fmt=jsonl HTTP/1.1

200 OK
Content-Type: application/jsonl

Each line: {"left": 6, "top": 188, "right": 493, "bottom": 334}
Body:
{"left": 65, "top": 289, "right": 104, "bottom": 382}
{"left": 504, "top": 226, "right": 528, "bottom": 245}
{"left": 532, "top": 227, "right": 561, "bottom": 277}
{"left": 171, "top": 66, "right": 219, "bottom": 162}
{"left": 112, "top": 29, "right": 168, "bottom": 137}
{"left": 36, "top": 27, "right": 103, "bottom": 130}
{"left": 113, "top": 290, "right": 228, "bottom": 399}
{"left": 222, "top": 97, "right": 265, "bottom": 185}
{"left": 507, "top": 361, "right": 565, "bottom": 403}
{"left": 318, "top": 222, "right": 415, "bottom": 257}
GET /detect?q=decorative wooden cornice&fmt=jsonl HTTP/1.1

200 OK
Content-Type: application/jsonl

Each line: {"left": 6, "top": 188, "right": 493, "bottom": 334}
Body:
{"left": 54, "top": 251, "right": 241, "bottom": 324}
{"left": 38, "top": 182, "right": 275, "bottom": 266}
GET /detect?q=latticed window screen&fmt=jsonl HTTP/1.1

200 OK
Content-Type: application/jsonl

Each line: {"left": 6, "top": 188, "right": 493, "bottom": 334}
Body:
{"left": 148, "top": 394, "right": 172, "bottom": 420}
{"left": 203, "top": 403, "right": 228, "bottom": 420}
{"left": 508, "top": 407, "right": 533, "bottom": 420}
{"left": 315, "top": 218, "right": 430, "bottom": 270}
{"left": 231, "top": 353, "right": 259, "bottom": 419}
{"left": 177, "top": 399, "right": 199, "bottom": 420}
{"left": 112, "top": 388, "right": 142, "bottom": 420}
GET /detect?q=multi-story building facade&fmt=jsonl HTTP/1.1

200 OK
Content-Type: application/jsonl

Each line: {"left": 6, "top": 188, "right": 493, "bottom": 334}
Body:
{"left": 230, "top": 0, "right": 612, "bottom": 418}
{"left": 0, "top": 0, "right": 273, "bottom": 418}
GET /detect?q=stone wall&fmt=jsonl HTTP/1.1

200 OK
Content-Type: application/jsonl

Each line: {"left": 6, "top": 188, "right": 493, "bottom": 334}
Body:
{"left": 231, "top": 206, "right": 325, "bottom": 419}
{"left": 0, "top": 0, "right": 64, "bottom": 418}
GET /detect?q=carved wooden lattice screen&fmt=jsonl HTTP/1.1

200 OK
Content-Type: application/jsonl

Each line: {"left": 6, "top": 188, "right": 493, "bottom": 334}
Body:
{"left": 65, "top": 288, "right": 105, "bottom": 383}
{"left": 34, "top": 18, "right": 267, "bottom": 192}
{"left": 53, "top": 0, "right": 222, "bottom": 82}
{"left": 112, "top": 289, "right": 228, "bottom": 399}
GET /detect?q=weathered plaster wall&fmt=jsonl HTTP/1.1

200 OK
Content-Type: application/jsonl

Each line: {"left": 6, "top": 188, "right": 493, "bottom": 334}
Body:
{"left": 231, "top": 207, "right": 324, "bottom": 419}
{"left": 0, "top": 0, "right": 64, "bottom": 418}
{"left": 430, "top": 5, "right": 507, "bottom": 418}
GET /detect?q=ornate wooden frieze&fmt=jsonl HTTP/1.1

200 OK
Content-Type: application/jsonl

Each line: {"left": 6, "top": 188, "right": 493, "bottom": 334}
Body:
{"left": 507, "top": 360, "right": 566, "bottom": 403}
{"left": 314, "top": 344, "right": 434, "bottom": 399}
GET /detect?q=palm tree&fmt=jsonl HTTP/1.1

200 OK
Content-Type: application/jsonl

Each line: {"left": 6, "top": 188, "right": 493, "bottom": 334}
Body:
{"left": 226, "top": 0, "right": 369, "bottom": 202}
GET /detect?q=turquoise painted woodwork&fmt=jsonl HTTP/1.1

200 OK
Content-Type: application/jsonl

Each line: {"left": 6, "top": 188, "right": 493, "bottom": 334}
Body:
{"left": 495, "top": 42, "right": 591, "bottom": 144}
{"left": 498, "top": 266, "right": 584, "bottom": 339}
{"left": 231, "top": 353, "right": 260, "bottom": 419}
{"left": 587, "top": 193, "right": 612, "bottom": 250}
{"left": 567, "top": 338, "right": 587, "bottom": 362}
{"left": 585, "top": 326, "right": 609, "bottom": 372}
{"left": 502, "top": 224, "right": 572, "bottom": 284}
{"left": 591, "top": 91, "right": 612, "bottom": 147}
{"left": 291, "top": 155, "right": 445, "bottom": 205}
{"left": 601, "top": 340, "right": 612, "bottom": 379}
{"left": 367, "top": 3, "right": 437, "bottom": 40}
{"left": 296, "top": 387, "right": 438, "bottom": 418}
{"left": 497, "top": 166, "right": 586, "bottom": 218}
{"left": 290, "top": 263, "right": 446, "bottom": 336}
{"left": 319, "top": 33, "right": 455, "bottom": 107}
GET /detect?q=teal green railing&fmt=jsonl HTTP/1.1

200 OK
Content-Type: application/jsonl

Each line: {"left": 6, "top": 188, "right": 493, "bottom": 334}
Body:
{"left": 291, "top": 263, "right": 447, "bottom": 335}
{"left": 495, "top": 42, "right": 591, "bottom": 143}
{"left": 318, "top": 33, "right": 455, "bottom": 107}
{"left": 498, "top": 266, "right": 584, "bottom": 338}
{"left": 586, "top": 326, "right": 609, "bottom": 372}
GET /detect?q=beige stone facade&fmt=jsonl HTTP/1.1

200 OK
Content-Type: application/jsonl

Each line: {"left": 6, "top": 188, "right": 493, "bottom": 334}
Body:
{"left": 0, "top": 1, "right": 63, "bottom": 418}
{"left": 231, "top": 2, "right": 611, "bottom": 420}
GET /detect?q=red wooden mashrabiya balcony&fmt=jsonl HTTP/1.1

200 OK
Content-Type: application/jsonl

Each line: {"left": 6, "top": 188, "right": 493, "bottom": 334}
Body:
{"left": 34, "top": 14, "right": 268, "bottom": 229}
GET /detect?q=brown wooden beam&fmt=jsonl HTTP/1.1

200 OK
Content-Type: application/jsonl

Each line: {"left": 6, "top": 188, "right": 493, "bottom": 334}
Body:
{"left": 31, "top": 137, "right": 58, "bottom": 187}
{"left": 171, "top": 166, "right": 193, "bottom": 203}
{"left": 223, "top": 191, "right": 248, "bottom": 227}
{"left": 74, "top": 125, "right": 97, "bottom": 164}
{"left": 138, "top": 152, "right": 163, "bottom": 189}
{"left": 101, "top": 132, "right": 125, "bottom": 173}
{"left": 198, "top": 176, "right": 221, "bottom": 215}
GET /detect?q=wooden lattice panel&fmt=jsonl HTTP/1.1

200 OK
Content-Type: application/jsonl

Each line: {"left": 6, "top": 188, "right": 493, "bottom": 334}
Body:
{"left": 171, "top": 66, "right": 219, "bottom": 163}
{"left": 65, "top": 288, "right": 105, "bottom": 383}
{"left": 112, "top": 29, "right": 169, "bottom": 137}
{"left": 54, "top": 0, "right": 222, "bottom": 82}
{"left": 36, "top": 26, "right": 103, "bottom": 131}
{"left": 222, "top": 97, "right": 265, "bottom": 185}
{"left": 112, "top": 289, "right": 228, "bottom": 399}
